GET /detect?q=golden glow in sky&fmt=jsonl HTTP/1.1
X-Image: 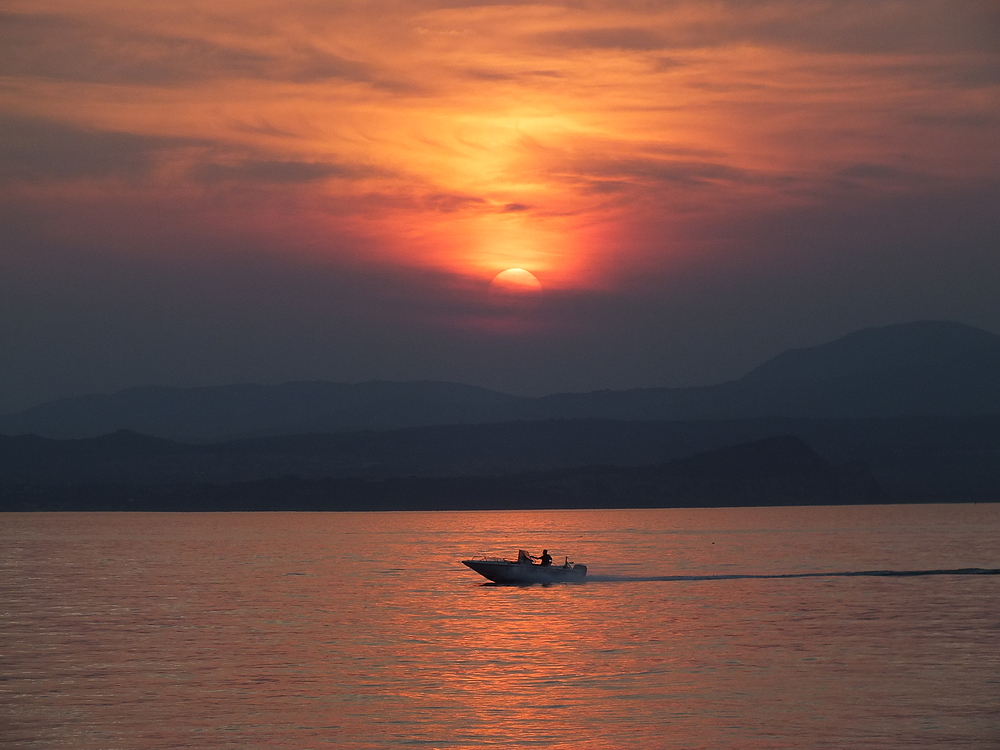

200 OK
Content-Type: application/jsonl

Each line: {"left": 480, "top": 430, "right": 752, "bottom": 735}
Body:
{"left": 2, "top": 0, "right": 998, "bottom": 298}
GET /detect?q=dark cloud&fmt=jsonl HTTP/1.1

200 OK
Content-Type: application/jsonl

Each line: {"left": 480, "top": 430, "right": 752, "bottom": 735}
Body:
{"left": 463, "top": 69, "right": 518, "bottom": 81}
{"left": 861, "top": 59, "right": 1000, "bottom": 91}
{"left": 228, "top": 120, "right": 303, "bottom": 138}
{"left": 740, "top": 3, "right": 998, "bottom": 54}
{"left": 534, "top": 27, "right": 668, "bottom": 51}
{"left": 574, "top": 157, "right": 756, "bottom": 187}
{"left": 421, "top": 193, "right": 489, "bottom": 212}
{"left": 0, "top": 115, "right": 392, "bottom": 190}
{"left": 0, "top": 115, "right": 201, "bottom": 184}
{"left": 280, "top": 51, "right": 376, "bottom": 84}
{"left": 529, "top": 1, "right": 999, "bottom": 55}
{"left": 943, "top": 64, "right": 1000, "bottom": 89}
{"left": 192, "top": 159, "right": 384, "bottom": 184}
{"left": 650, "top": 57, "right": 687, "bottom": 71}
{"left": 460, "top": 67, "right": 569, "bottom": 83}
{"left": 834, "top": 163, "right": 934, "bottom": 184}
{"left": 0, "top": 11, "right": 375, "bottom": 86}
{"left": 581, "top": 180, "right": 629, "bottom": 194}
{"left": 905, "top": 113, "right": 1000, "bottom": 128}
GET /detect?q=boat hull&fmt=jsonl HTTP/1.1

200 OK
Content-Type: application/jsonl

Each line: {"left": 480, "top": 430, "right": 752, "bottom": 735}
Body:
{"left": 462, "top": 559, "right": 587, "bottom": 584}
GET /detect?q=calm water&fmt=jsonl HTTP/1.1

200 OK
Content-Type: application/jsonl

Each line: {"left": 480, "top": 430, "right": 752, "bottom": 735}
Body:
{"left": 2, "top": 505, "right": 998, "bottom": 749}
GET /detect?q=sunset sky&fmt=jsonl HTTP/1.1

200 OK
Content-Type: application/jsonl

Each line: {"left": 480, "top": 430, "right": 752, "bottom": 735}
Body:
{"left": 1, "top": 0, "right": 998, "bottom": 411}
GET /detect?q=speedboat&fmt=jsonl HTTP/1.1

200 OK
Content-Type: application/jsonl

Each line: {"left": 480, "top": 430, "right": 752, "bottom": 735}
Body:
{"left": 462, "top": 550, "right": 587, "bottom": 583}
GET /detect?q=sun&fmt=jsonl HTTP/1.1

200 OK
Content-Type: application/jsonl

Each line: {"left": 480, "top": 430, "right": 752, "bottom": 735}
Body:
{"left": 488, "top": 268, "right": 543, "bottom": 308}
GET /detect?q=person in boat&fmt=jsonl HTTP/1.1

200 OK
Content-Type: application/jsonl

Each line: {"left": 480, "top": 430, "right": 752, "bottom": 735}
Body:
{"left": 539, "top": 549, "right": 552, "bottom": 567}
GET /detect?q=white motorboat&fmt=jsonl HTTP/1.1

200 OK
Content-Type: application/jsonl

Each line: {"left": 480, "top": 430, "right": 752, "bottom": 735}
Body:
{"left": 462, "top": 550, "right": 587, "bottom": 583}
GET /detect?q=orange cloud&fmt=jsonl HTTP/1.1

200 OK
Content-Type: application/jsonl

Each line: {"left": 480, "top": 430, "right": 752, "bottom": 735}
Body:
{"left": 1, "top": 0, "right": 997, "bottom": 300}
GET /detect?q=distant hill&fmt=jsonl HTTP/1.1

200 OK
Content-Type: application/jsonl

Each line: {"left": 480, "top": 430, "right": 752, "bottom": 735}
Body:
{"left": 1, "top": 320, "right": 999, "bottom": 441}
{"left": 2, "top": 415, "right": 1000, "bottom": 500}
{"left": 529, "top": 321, "right": 1000, "bottom": 421}
{"left": 0, "top": 436, "right": 884, "bottom": 512}
{"left": 741, "top": 320, "right": 1000, "bottom": 384}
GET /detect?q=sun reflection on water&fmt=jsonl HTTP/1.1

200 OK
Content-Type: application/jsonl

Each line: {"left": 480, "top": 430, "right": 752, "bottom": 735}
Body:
{"left": 2, "top": 507, "right": 998, "bottom": 748}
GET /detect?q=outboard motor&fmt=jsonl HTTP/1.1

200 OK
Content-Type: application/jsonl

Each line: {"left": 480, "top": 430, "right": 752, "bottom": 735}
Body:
{"left": 573, "top": 564, "right": 587, "bottom": 574}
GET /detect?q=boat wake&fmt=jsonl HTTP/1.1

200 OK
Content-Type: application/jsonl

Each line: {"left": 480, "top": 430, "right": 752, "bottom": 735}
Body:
{"left": 586, "top": 567, "right": 1000, "bottom": 583}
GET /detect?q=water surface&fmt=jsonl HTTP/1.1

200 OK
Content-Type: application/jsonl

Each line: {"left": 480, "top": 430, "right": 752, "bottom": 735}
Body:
{"left": 2, "top": 505, "right": 998, "bottom": 748}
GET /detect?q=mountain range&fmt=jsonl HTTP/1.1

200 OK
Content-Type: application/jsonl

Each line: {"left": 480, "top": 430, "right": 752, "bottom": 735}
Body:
{"left": 2, "top": 319, "right": 999, "bottom": 509}
{"left": 0, "top": 436, "right": 884, "bottom": 512}
{"left": 3, "top": 320, "right": 1000, "bottom": 441}
{"left": 2, "top": 413, "right": 998, "bottom": 500}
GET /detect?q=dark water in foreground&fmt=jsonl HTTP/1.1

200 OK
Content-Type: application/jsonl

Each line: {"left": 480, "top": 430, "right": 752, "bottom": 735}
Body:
{"left": 2, "top": 505, "right": 998, "bottom": 749}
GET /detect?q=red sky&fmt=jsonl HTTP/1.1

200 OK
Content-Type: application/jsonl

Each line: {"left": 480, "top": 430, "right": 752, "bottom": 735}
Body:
{"left": 1, "top": 0, "right": 998, "bottom": 409}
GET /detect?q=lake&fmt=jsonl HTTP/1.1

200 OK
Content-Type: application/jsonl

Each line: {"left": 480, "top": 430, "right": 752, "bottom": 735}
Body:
{"left": 2, "top": 505, "right": 998, "bottom": 748}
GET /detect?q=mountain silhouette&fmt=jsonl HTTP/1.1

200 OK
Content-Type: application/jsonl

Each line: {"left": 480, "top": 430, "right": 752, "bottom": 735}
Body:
{"left": 1, "top": 320, "right": 998, "bottom": 440}
{"left": 0, "top": 435, "right": 885, "bottom": 512}
{"left": 2, "top": 415, "right": 998, "bottom": 499}
{"left": 741, "top": 320, "right": 1000, "bottom": 384}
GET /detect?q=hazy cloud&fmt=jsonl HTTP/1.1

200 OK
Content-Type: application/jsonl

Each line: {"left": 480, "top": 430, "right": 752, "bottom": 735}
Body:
{"left": 408, "top": 193, "right": 487, "bottom": 212}
{"left": 0, "top": 115, "right": 201, "bottom": 183}
{"left": 731, "top": 2, "right": 999, "bottom": 54}
{"left": 570, "top": 158, "right": 756, "bottom": 187}
{"left": 0, "top": 11, "right": 374, "bottom": 86}
{"left": 534, "top": 27, "right": 668, "bottom": 51}
{"left": 835, "top": 163, "right": 934, "bottom": 184}
{"left": 526, "top": 1, "right": 999, "bottom": 55}
{"left": 462, "top": 69, "right": 518, "bottom": 81}
{"left": 905, "top": 113, "right": 1000, "bottom": 128}
{"left": 192, "top": 159, "right": 386, "bottom": 184}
